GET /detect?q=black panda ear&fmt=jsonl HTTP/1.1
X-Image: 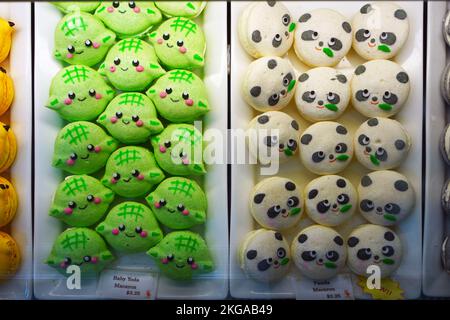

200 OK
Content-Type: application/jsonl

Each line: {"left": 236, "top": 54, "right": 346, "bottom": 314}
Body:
{"left": 285, "top": 181, "right": 296, "bottom": 191}
{"left": 348, "top": 237, "right": 359, "bottom": 248}
{"left": 257, "top": 115, "right": 269, "bottom": 124}
{"left": 384, "top": 231, "right": 395, "bottom": 241}
{"left": 252, "top": 30, "right": 262, "bottom": 43}
{"left": 355, "top": 65, "right": 366, "bottom": 75}
{"left": 298, "top": 13, "right": 311, "bottom": 23}
{"left": 301, "top": 134, "right": 312, "bottom": 145}
{"left": 254, "top": 193, "right": 266, "bottom": 204}
{"left": 342, "top": 21, "right": 351, "bottom": 33}
{"left": 360, "top": 4, "right": 372, "bottom": 14}
{"left": 336, "top": 179, "right": 346, "bottom": 188}
{"left": 267, "top": 59, "right": 277, "bottom": 70}
{"left": 308, "top": 189, "right": 318, "bottom": 199}
{"left": 291, "top": 120, "right": 299, "bottom": 131}
{"left": 274, "top": 232, "right": 283, "bottom": 241}
{"left": 334, "top": 236, "right": 344, "bottom": 246}
{"left": 396, "top": 72, "right": 409, "bottom": 84}
{"left": 250, "top": 86, "right": 262, "bottom": 98}
{"left": 247, "top": 250, "right": 257, "bottom": 260}
{"left": 361, "top": 175, "right": 373, "bottom": 187}
{"left": 298, "top": 73, "right": 309, "bottom": 82}
{"left": 395, "top": 139, "right": 406, "bottom": 150}
{"left": 394, "top": 9, "right": 407, "bottom": 20}
{"left": 336, "top": 125, "right": 347, "bottom": 135}
{"left": 335, "top": 74, "right": 347, "bottom": 84}
{"left": 394, "top": 180, "right": 409, "bottom": 192}
{"left": 298, "top": 234, "right": 307, "bottom": 243}
{"left": 267, "top": 1, "right": 276, "bottom": 7}
{"left": 367, "top": 118, "right": 379, "bottom": 127}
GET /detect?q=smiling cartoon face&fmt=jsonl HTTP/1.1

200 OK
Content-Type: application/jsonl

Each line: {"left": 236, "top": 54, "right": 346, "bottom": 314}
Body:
{"left": 0, "top": 177, "right": 17, "bottom": 228}
{"left": 243, "top": 57, "right": 296, "bottom": 112}
{"left": 96, "top": 202, "right": 163, "bottom": 253}
{"left": 295, "top": 67, "right": 350, "bottom": 122}
{"left": 52, "top": 121, "right": 119, "bottom": 175}
{"left": 102, "top": 146, "right": 164, "bottom": 198}
{"left": 53, "top": 2, "right": 101, "bottom": 13}
{"left": 54, "top": 11, "right": 116, "bottom": 66}
{"left": 149, "top": 17, "right": 206, "bottom": 70}
{"left": 47, "top": 65, "right": 115, "bottom": 122}
{"left": 147, "top": 231, "right": 214, "bottom": 280}
{"left": 292, "top": 225, "right": 346, "bottom": 280}
{"left": 146, "top": 69, "right": 210, "bottom": 123}
{"left": 99, "top": 38, "right": 165, "bottom": 92}
{"left": 248, "top": 111, "right": 300, "bottom": 164}
{"left": 351, "top": 61, "right": 410, "bottom": 118}
{"left": 146, "top": 177, "right": 207, "bottom": 230}
{"left": 347, "top": 224, "right": 402, "bottom": 278}
{"left": 95, "top": 1, "right": 162, "bottom": 38}
{"left": 151, "top": 124, "right": 206, "bottom": 176}
{"left": 250, "top": 177, "right": 303, "bottom": 230}
{"left": 49, "top": 175, "right": 115, "bottom": 227}
{"left": 354, "top": 118, "right": 411, "bottom": 170}
{"left": 299, "top": 122, "right": 353, "bottom": 175}
{"left": 240, "top": 229, "right": 290, "bottom": 282}
{"left": 294, "top": 8, "right": 352, "bottom": 67}
{"left": 46, "top": 228, "right": 114, "bottom": 276}
{"left": 238, "top": 1, "right": 295, "bottom": 58}
{"left": 155, "top": 1, "right": 206, "bottom": 18}
{"left": 305, "top": 175, "right": 357, "bottom": 227}
{"left": 358, "top": 171, "right": 415, "bottom": 226}
{"left": 352, "top": 3, "right": 409, "bottom": 60}
{"left": 97, "top": 93, "right": 163, "bottom": 144}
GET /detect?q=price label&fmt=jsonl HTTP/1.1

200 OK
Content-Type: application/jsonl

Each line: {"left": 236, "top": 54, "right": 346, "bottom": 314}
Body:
{"left": 292, "top": 273, "right": 354, "bottom": 300}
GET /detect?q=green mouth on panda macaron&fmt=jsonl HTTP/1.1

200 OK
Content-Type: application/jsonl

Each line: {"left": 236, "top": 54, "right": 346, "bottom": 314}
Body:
{"left": 325, "top": 104, "right": 338, "bottom": 112}
{"left": 289, "top": 23, "right": 296, "bottom": 32}
{"left": 383, "top": 214, "right": 397, "bottom": 222}
{"left": 377, "top": 45, "right": 391, "bottom": 53}
{"left": 290, "top": 207, "right": 301, "bottom": 216}
{"left": 378, "top": 103, "right": 392, "bottom": 111}
{"left": 382, "top": 258, "right": 395, "bottom": 265}
{"left": 370, "top": 154, "right": 380, "bottom": 166}
{"left": 323, "top": 47, "right": 334, "bottom": 58}
{"left": 340, "top": 204, "right": 352, "bottom": 213}
{"left": 336, "top": 154, "right": 349, "bottom": 161}
{"left": 325, "top": 262, "right": 337, "bottom": 269}
{"left": 287, "top": 79, "right": 296, "bottom": 93}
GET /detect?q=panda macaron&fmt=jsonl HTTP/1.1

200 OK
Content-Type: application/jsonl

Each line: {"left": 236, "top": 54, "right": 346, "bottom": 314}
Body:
{"left": 250, "top": 177, "right": 303, "bottom": 231}
{"left": 294, "top": 8, "right": 352, "bottom": 67}
{"left": 295, "top": 67, "right": 351, "bottom": 122}
{"left": 351, "top": 60, "right": 410, "bottom": 118}
{"left": 238, "top": 1, "right": 295, "bottom": 58}
{"left": 299, "top": 121, "right": 353, "bottom": 175}
{"left": 242, "top": 57, "right": 297, "bottom": 112}
{"left": 240, "top": 229, "right": 291, "bottom": 282}
{"left": 304, "top": 175, "right": 357, "bottom": 227}
{"left": 354, "top": 117, "right": 411, "bottom": 171}
{"left": 352, "top": 2, "right": 409, "bottom": 60}
{"left": 347, "top": 224, "right": 402, "bottom": 278}
{"left": 291, "top": 225, "right": 347, "bottom": 280}
{"left": 358, "top": 171, "right": 415, "bottom": 226}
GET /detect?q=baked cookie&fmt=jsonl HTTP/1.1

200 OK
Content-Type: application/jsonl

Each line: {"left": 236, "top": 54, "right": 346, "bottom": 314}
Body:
{"left": 441, "top": 62, "right": 450, "bottom": 105}
{"left": 0, "top": 176, "right": 17, "bottom": 227}
{"left": 97, "top": 92, "right": 163, "bottom": 144}
{"left": 347, "top": 224, "right": 402, "bottom": 278}
{"left": 242, "top": 57, "right": 296, "bottom": 112}
{"left": 299, "top": 122, "right": 353, "bottom": 175}
{"left": 238, "top": 1, "right": 295, "bottom": 58}
{"left": 146, "top": 69, "right": 210, "bottom": 123}
{"left": 240, "top": 229, "right": 291, "bottom": 282}
{"left": 155, "top": 1, "right": 206, "bottom": 18}
{"left": 151, "top": 124, "right": 206, "bottom": 176}
{"left": 0, "top": 67, "right": 14, "bottom": 117}
{"left": 250, "top": 177, "right": 303, "bottom": 230}
{"left": 305, "top": 175, "right": 357, "bottom": 227}
{"left": 146, "top": 177, "right": 207, "bottom": 229}
{"left": 147, "top": 231, "right": 214, "bottom": 280}
{"left": 148, "top": 17, "right": 205, "bottom": 70}
{"left": 0, "top": 18, "right": 14, "bottom": 64}
{"left": 351, "top": 61, "right": 410, "bottom": 118}
{"left": 291, "top": 225, "right": 346, "bottom": 280}
{"left": 46, "top": 228, "right": 114, "bottom": 275}
{"left": 352, "top": 3, "right": 409, "bottom": 60}
{"left": 52, "top": 121, "right": 119, "bottom": 175}
{"left": 54, "top": 11, "right": 116, "bottom": 67}
{"left": 247, "top": 111, "right": 300, "bottom": 164}
{"left": 95, "top": 1, "right": 162, "bottom": 39}
{"left": 96, "top": 202, "right": 163, "bottom": 253}
{"left": 294, "top": 9, "right": 352, "bottom": 67}
{"left": 442, "top": 178, "right": 450, "bottom": 215}
{"left": 358, "top": 171, "right": 415, "bottom": 226}
{"left": 99, "top": 38, "right": 165, "bottom": 92}
{"left": 295, "top": 67, "right": 350, "bottom": 122}
{"left": 46, "top": 65, "right": 115, "bottom": 122}
{"left": 49, "top": 175, "right": 115, "bottom": 227}
{"left": 440, "top": 123, "right": 450, "bottom": 165}
{"left": 354, "top": 117, "right": 411, "bottom": 170}
{"left": 102, "top": 146, "right": 165, "bottom": 198}
{"left": 0, "top": 232, "right": 20, "bottom": 279}
{"left": 0, "top": 122, "right": 17, "bottom": 174}
{"left": 53, "top": 2, "right": 101, "bottom": 13}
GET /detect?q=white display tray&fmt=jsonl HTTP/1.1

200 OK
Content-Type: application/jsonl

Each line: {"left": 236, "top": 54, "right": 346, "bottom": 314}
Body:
{"left": 33, "top": 2, "right": 228, "bottom": 300}
{"left": 230, "top": 1, "right": 423, "bottom": 299}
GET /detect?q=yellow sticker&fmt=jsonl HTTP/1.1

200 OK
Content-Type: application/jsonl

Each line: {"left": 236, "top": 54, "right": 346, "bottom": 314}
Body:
{"left": 358, "top": 276, "right": 404, "bottom": 300}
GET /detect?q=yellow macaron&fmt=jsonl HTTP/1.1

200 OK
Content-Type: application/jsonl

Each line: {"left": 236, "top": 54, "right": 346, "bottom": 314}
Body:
{"left": 0, "top": 122, "right": 17, "bottom": 173}
{"left": 0, "top": 176, "right": 17, "bottom": 227}
{"left": 0, "top": 231, "right": 20, "bottom": 279}
{"left": 0, "top": 17, "right": 14, "bottom": 64}
{"left": 0, "top": 67, "right": 14, "bottom": 116}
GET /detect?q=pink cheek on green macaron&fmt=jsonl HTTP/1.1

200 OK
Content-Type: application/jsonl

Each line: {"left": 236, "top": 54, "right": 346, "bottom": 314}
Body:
{"left": 154, "top": 202, "right": 161, "bottom": 209}
{"left": 66, "top": 159, "right": 76, "bottom": 166}
{"left": 93, "top": 42, "right": 100, "bottom": 49}
{"left": 191, "top": 263, "right": 198, "bottom": 270}
{"left": 157, "top": 38, "right": 163, "bottom": 44}
{"left": 185, "top": 99, "right": 194, "bottom": 106}
{"left": 182, "top": 209, "right": 189, "bottom": 216}
{"left": 136, "top": 65, "right": 144, "bottom": 72}
{"left": 137, "top": 174, "right": 145, "bottom": 180}
{"left": 159, "top": 91, "right": 167, "bottom": 98}
{"left": 109, "top": 66, "right": 116, "bottom": 73}
{"left": 94, "top": 146, "right": 102, "bottom": 153}
{"left": 112, "top": 228, "right": 119, "bottom": 235}
{"left": 64, "top": 208, "right": 73, "bottom": 215}
{"left": 91, "top": 257, "right": 98, "bottom": 264}
{"left": 136, "top": 120, "right": 144, "bottom": 127}
{"left": 159, "top": 146, "right": 166, "bottom": 153}
{"left": 95, "top": 93, "right": 102, "bottom": 100}
{"left": 64, "top": 98, "right": 72, "bottom": 105}
{"left": 111, "top": 178, "right": 118, "bottom": 184}
{"left": 179, "top": 47, "right": 187, "bottom": 54}
{"left": 66, "top": 53, "right": 73, "bottom": 59}
{"left": 140, "top": 231, "right": 148, "bottom": 238}
{"left": 182, "top": 158, "right": 189, "bottom": 165}
{"left": 133, "top": 7, "right": 141, "bottom": 13}
{"left": 107, "top": 6, "right": 114, "bottom": 12}
{"left": 60, "top": 262, "right": 67, "bottom": 268}
{"left": 161, "top": 257, "right": 169, "bottom": 264}
{"left": 110, "top": 116, "right": 118, "bottom": 124}
{"left": 94, "top": 197, "right": 102, "bottom": 204}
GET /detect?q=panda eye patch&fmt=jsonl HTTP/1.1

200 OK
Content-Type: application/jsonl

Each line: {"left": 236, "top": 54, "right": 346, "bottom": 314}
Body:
{"left": 272, "top": 34, "right": 282, "bottom": 48}
{"left": 326, "top": 251, "right": 339, "bottom": 262}
{"left": 282, "top": 73, "right": 293, "bottom": 87}
{"left": 375, "top": 148, "right": 388, "bottom": 161}
{"left": 301, "top": 30, "right": 319, "bottom": 41}
{"left": 382, "top": 245, "right": 395, "bottom": 257}
{"left": 301, "top": 251, "right": 317, "bottom": 261}
{"left": 382, "top": 91, "right": 398, "bottom": 105}
{"left": 287, "top": 196, "right": 299, "bottom": 208}
{"left": 267, "top": 205, "right": 282, "bottom": 218}
{"left": 327, "top": 92, "right": 340, "bottom": 104}
{"left": 355, "top": 89, "right": 370, "bottom": 102}
{"left": 264, "top": 135, "right": 278, "bottom": 147}
{"left": 302, "top": 91, "right": 316, "bottom": 103}
{"left": 328, "top": 37, "right": 342, "bottom": 51}
{"left": 312, "top": 151, "right": 326, "bottom": 163}
{"left": 268, "top": 93, "right": 280, "bottom": 106}
{"left": 355, "top": 29, "right": 371, "bottom": 42}
{"left": 360, "top": 199, "right": 374, "bottom": 212}
{"left": 379, "top": 32, "right": 396, "bottom": 45}
{"left": 277, "top": 247, "right": 286, "bottom": 258}
{"left": 384, "top": 203, "right": 401, "bottom": 214}
{"left": 317, "top": 200, "right": 331, "bottom": 213}
{"left": 358, "top": 134, "right": 370, "bottom": 146}
{"left": 335, "top": 143, "right": 347, "bottom": 153}
{"left": 357, "top": 248, "right": 372, "bottom": 260}
{"left": 337, "top": 194, "right": 349, "bottom": 205}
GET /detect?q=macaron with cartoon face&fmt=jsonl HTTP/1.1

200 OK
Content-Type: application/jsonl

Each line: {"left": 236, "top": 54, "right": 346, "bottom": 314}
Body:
{"left": 0, "top": 122, "right": 16, "bottom": 174}
{"left": 0, "top": 176, "right": 17, "bottom": 228}
{"left": 155, "top": 1, "right": 206, "bottom": 18}
{"left": 53, "top": 2, "right": 101, "bottom": 13}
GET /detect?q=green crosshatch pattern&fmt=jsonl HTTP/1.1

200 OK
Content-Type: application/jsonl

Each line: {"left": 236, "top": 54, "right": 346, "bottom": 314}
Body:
{"left": 116, "top": 203, "right": 145, "bottom": 222}
{"left": 62, "top": 177, "right": 88, "bottom": 196}
{"left": 62, "top": 66, "right": 90, "bottom": 84}
{"left": 61, "top": 231, "right": 88, "bottom": 251}
{"left": 168, "top": 70, "right": 194, "bottom": 84}
{"left": 174, "top": 234, "right": 199, "bottom": 253}
{"left": 169, "top": 17, "right": 197, "bottom": 36}
{"left": 118, "top": 93, "right": 145, "bottom": 107}
{"left": 174, "top": 127, "right": 202, "bottom": 146}
{"left": 61, "top": 16, "right": 88, "bottom": 36}
{"left": 118, "top": 38, "right": 144, "bottom": 53}
{"left": 63, "top": 123, "right": 90, "bottom": 145}
{"left": 114, "top": 148, "right": 142, "bottom": 166}
{"left": 168, "top": 179, "right": 195, "bottom": 198}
